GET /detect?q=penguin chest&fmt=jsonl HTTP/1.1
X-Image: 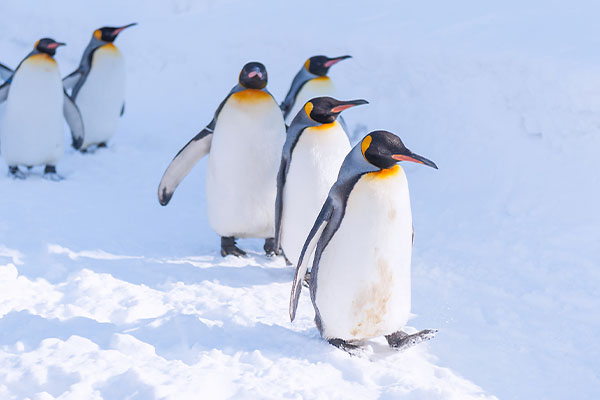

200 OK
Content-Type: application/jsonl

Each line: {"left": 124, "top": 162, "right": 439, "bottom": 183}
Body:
{"left": 206, "top": 90, "right": 286, "bottom": 238}
{"left": 286, "top": 77, "right": 335, "bottom": 124}
{"left": 281, "top": 122, "right": 351, "bottom": 264}
{"left": 0, "top": 54, "right": 64, "bottom": 166}
{"left": 315, "top": 166, "right": 413, "bottom": 340}
{"left": 76, "top": 44, "right": 125, "bottom": 147}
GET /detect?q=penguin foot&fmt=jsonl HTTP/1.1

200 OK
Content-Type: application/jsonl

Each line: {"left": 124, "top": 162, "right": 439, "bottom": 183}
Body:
{"left": 43, "top": 165, "right": 63, "bottom": 182}
{"left": 220, "top": 236, "right": 246, "bottom": 257}
{"left": 328, "top": 338, "right": 362, "bottom": 354}
{"left": 264, "top": 237, "right": 277, "bottom": 256}
{"left": 385, "top": 329, "right": 437, "bottom": 351}
{"left": 97, "top": 142, "right": 107, "bottom": 148}
{"left": 302, "top": 271, "right": 311, "bottom": 288}
{"left": 8, "top": 166, "right": 26, "bottom": 180}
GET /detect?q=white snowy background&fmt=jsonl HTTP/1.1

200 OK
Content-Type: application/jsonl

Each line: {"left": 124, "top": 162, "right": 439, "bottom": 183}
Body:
{"left": 1, "top": 0, "right": 599, "bottom": 399}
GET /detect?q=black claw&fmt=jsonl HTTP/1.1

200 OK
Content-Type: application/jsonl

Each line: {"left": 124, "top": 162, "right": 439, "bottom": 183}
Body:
{"left": 221, "top": 236, "right": 246, "bottom": 257}
{"left": 328, "top": 338, "right": 361, "bottom": 353}
{"left": 264, "top": 237, "right": 277, "bottom": 256}
{"left": 8, "top": 166, "right": 26, "bottom": 179}
{"left": 386, "top": 329, "right": 437, "bottom": 351}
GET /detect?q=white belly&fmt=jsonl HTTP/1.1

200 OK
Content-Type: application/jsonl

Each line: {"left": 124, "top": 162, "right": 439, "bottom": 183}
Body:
{"left": 280, "top": 121, "right": 350, "bottom": 265}
{"left": 315, "top": 166, "right": 413, "bottom": 340}
{"left": 285, "top": 77, "right": 336, "bottom": 125}
{"left": 0, "top": 54, "right": 64, "bottom": 166}
{"left": 206, "top": 89, "right": 286, "bottom": 238}
{"left": 76, "top": 44, "right": 125, "bottom": 148}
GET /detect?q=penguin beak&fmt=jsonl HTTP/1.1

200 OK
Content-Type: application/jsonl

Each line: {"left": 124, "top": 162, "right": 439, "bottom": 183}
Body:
{"left": 47, "top": 42, "right": 66, "bottom": 49}
{"left": 113, "top": 23, "right": 138, "bottom": 37}
{"left": 330, "top": 99, "right": 368, "bottom": 113}
{"left": 247, "top": 70, "right": 264, "bottom": 79}
{"left": 324, "top": 55, "right": 351, "bottom": 68}
{"left": 392, "top": 152, "right": 438, "bottom": 169}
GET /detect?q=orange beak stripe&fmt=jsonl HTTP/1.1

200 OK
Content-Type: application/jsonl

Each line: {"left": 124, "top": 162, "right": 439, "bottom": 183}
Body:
{"left": 392, "top": 154, "right": 423, "bottom": 164}
{"left": 331, "top": 104, "right": 355, "bottom": 113}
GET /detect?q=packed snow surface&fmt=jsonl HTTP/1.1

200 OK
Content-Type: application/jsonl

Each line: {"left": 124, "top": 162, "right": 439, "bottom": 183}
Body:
{"left": 1, "top": 0, "right": 599, "bottom": 399}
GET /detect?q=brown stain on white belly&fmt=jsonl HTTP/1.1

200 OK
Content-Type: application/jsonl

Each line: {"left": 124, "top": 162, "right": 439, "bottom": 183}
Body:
{"left": 349, "top": 255, "right": 393, "bottom": 338}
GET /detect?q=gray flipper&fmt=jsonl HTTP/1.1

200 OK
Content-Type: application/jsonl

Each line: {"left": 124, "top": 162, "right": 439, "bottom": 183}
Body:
{"left": 120, "top": 102, "right": 125, "bottom": 117}
{"left": 0, "top": 80, "right": 10, "bottom": 102}
{"left": 63, "top": 69, "right": 84, "bottom": 91}
{"left": 274, "top": 112, "right": 320, "bottom": 252}
{"left": 289, "top": 198, "right": 332, "bottom": 321}
{"left": 0, "top": 62, "right": 13, "bottom": 81}
{"left": 158, "top": 127, "right": 213, "bottom": 206}
{"left": 280, "top": 67, "right": 317, "bottom": 119}
{"left": 63, "top": 91, "right": 85, "bottom": 149}
{"left": 157, "top": 84, "right": 245, "bottom": 206}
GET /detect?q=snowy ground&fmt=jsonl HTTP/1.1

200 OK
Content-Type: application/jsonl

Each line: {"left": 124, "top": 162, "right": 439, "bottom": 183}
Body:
{"left": 1, "top": 1, "right": 599, "bottom": 399}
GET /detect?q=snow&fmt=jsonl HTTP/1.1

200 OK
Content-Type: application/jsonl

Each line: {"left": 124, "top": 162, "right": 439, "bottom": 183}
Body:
{"left": 1, "top": 0, "right": 599, "bottom": 399}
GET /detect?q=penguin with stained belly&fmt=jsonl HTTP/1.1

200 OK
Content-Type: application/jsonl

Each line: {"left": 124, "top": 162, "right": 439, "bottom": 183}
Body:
{"left": 289, "top": 131, "right": 438, "bottom": 352}
{"left": 0, "top": 38, "right": 84, "bottom": 180}
{"left": 63, "top": 23, "right": 136, "bottom": 151}
{"left": 280, "top": 55, "right": 351, "bottom": 125}
{"left": 274, "top": 96, "right": 368, "bottom": 265}
{"left": 158, "top": 62, "right": 286, "bottom": 257}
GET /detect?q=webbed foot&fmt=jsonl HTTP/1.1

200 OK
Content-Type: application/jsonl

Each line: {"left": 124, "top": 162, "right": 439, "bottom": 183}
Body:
{"left": 264, "top": 237, "right": 277, "bottom": 256}
{"left": 385, "top": 329, "right": 437, "bottom": 351}
{"left": 8, "top": 166, "right": 26, "bottom": 179}
{"left": 43, "top": 165, "right": 63, "bottom": 181}
{"left": 220, "top": 236, "right": 246, "bottom": 257}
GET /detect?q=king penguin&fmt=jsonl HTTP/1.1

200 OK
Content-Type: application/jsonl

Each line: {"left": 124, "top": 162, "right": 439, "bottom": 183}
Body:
{"left": 158, "top": 62, "right": 286, "bottom": 257}
{"left": 289, "top": 130, "right": 438, "bottom": 352}
{"left": 274, "top": 96, "right": 367, "bottom": 266}
{"left": 63, "top": 23, "right": 136, "bottom": 151}
{"left": 280, "top": 55, "right": 351, "bottom": 125}
{"left": 0, "top": 38, "right": 84, "bottom": 180}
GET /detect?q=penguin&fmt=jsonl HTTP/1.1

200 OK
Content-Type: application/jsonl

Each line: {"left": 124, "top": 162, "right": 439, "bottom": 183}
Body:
{"left": 63, "top": 23, "right": 136, "bottom": 151}
{"left": 0, "top": 38, "right": 84, "bottom": 180}
{"left": 280, "top": 55, "right": 351, "bottom": 125}
{"left": 158, "top": 62, "right": 286, "bottom": 257}
{"left": 289, "top": 130, "right": 438, "bottom": 352}
{"left": 274, "top": 96, "right": 368, "bottom": 266}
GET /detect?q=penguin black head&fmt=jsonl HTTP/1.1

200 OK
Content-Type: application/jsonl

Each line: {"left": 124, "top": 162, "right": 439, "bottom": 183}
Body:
{"left": 35, "top": 38, "right": 65, "bottom": 56}
{"left": 304, "top": 97, "right": 368, "bottom": 124}
{"left": 94, "top": 23, "right": 137, "bottom": 43}
{"left": 239, "top": 62, "right": 268, "bottom": 89}
{"left": 304, "top": 55, "right": 351, "bottom": 76}
{"left": 361, "top": 130, "right": 438, "bottom": 170}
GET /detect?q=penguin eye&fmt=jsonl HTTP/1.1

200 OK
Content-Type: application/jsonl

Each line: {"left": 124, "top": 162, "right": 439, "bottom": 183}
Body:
{"left": 361, "top": 135, "right": 372, "bottom": 160}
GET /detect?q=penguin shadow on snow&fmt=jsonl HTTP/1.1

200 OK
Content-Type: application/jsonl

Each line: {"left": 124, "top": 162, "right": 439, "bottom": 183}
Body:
{"left": 45, "top": 244, "right": 293, "bottom": 289}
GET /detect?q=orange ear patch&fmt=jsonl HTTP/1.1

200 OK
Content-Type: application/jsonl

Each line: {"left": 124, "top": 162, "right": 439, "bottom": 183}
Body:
{"left": 94, "top": 30, "right": 102, "bottom": 40}
{"left": 361, "top": 135, "right": 372, "bottom": 159}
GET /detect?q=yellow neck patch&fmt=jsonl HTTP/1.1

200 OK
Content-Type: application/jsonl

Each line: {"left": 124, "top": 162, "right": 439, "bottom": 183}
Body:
{"left": 361, "top": 135, "right": 372, "bottom": 159}
{"left": 231, "top": 89, "right": 271, "bottom": 103}
{"left": 367, "top": 165, "right": 400, "bottom": 180}
{"left": 100, "top": 43, "right": 118, "bottom": 53}
{"left": 312, "top": 76, "right": 330, "bottom": 82}
{"left": 308, "top": 121, "right": 338, "bottom": 131}
{"left": 29, "top": 53, "right": 56, "bottom": 65}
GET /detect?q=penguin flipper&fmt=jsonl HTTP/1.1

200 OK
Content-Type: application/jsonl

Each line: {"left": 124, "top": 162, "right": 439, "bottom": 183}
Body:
{"left": 63, "top": 69, "right": 83, "bottom": 91}
{"left": 0, "top": 80, "right": 11, "bottom": 103}
{"left": 63, "top": 91, "right": 85, "bottom": 149}
{"left": 290, "top": 199, "right": 332, "bottom": 321}
{"left": 0, "top": 62, "right": 13, "bottom": 81}
{"left": 273, "top": 156, "right": 289, "bottom": 253}
{"left": 158, "top": 128, "right": 213, "bottom": 206}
